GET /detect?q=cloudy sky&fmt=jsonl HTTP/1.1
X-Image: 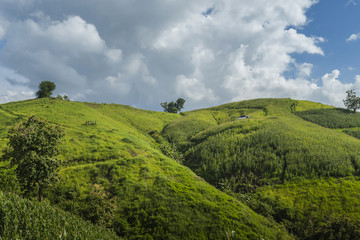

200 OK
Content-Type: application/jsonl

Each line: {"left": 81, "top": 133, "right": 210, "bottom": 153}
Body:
{"left": 0, "top": 0, "right": 360, "bottom": 111}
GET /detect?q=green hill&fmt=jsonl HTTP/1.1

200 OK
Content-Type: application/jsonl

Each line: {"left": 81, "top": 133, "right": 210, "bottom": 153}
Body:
{"left": 0, "top": 98, "right": 290, "bottom": 240}
{"left": 162, "top": 98, "right": 360, "bottom": 239}
{"left": 2, "top": 97, "right": 360, "bottom": 239}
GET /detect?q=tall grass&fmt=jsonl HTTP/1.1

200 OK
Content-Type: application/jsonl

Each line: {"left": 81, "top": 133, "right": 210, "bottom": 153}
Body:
{"left": 0, "top": 191, "right": 121, "bottom": 239}
{"left": 0, "top": 98, "right": 291, "bottom": 239}
{"left": 295, "top": 108, "right": 360, "bottom": 128}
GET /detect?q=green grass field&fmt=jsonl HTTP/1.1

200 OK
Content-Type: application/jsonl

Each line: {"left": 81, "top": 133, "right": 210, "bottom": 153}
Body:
{"left": 0, "top": 98, "right": 291, "bottom": 240}
{"left": 2, "top": 97, "right": 360, "bottom": 239}
{"left": 160, "top": 98, "right": 360, "bottom": 239}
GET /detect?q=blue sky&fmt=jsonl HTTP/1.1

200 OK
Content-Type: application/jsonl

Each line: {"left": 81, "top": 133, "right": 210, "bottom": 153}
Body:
{"left": 296, "top": 0, "right": 360, "bottom": 84}
{"left": 0, "top": 0, "right": 359, "bottom": 110}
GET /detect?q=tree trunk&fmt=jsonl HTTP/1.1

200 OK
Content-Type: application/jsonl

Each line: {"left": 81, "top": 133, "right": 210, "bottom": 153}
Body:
{"left": 38, "top": 187, "right": 43, "bottom": 202}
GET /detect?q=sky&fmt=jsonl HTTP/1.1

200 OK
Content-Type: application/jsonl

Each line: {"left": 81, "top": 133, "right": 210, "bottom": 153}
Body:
{"left": 0, "top": 0, "right": 360, "bottom": 111}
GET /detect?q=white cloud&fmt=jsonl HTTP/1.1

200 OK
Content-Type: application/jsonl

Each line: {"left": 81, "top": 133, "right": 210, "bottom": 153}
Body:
{"left": 0, "top": 66, "right": 35, "bottom": 103}
{"left": 105, "top": 74, "right": 132, "bottom": 95}
{"left": 0, "top": 0, "right": 353, "bottom": 110}
{"left": 347, "top": 33, "right": 360, "bottom": 42}
{"left": 176, "top": 75, "right": 218, "bottom": 102}
{"left": 106, "top": 49, "right": 123, "bottom": 62}
{"left": 0, "top": 14, "right": 125, "bottom": 101}
{"left": 316, "top": 70, "right": 349, "bottom": 105}
{"left": 296, "top": 63, "right": 313, "bottom": 78}
{"left": 124, "top": 54, "right": 157, "bottom": 85}
{"left": 46, "top": 16, "right": 106, "bottom": 53}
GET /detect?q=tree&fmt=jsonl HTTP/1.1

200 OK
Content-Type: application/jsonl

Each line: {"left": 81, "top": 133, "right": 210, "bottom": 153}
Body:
{"left": 160, "top": 98, "right": 186, "bottom": 113}
{"left": 63, "top": 95, "right": 70, "bottom": 101}
{"left": 56, "top": 94, "right": 70, "bottom": 101}
{"left": 2, "top": 116, "right": 64, "bottom": 201}
{"left": 343, "top": 89, "right": 360, "bottom": 112}
{"left": 175, "top": 98, "right": 185, "bottom": 110}
{"left": 36, "top": 81, "right": 56, "bottom": 98}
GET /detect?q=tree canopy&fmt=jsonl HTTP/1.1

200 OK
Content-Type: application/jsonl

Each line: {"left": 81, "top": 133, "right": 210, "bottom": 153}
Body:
{"left": 160, "top": 98, "right": 186, "bottom": 113}
{"left": 2, "top": 116, "right": 64, "bottom": 201}
{"left": 36, "top": 81, "right": 56, "bottom": 98}
{"left": 343, "top": 89, "right": 360, "bottom": 112}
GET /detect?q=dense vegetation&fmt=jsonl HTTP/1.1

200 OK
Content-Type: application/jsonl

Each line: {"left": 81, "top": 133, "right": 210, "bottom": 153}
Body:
{"left": 3, "top": 97, "right": 360, "bottom": 239}
{"left": 295, "top": 108, "right": 360, "bottom": 128}
{"left": 252, "top": 177, "right": 360, "bottom": 239}
{"left": 161, "top": 98, "right": 360, "bottom": 239}
{"left": 0, "top": 191, "right": 121, "bottom": 239}
{"left": 0, "top": 98, "right": 290, "bottom": 239}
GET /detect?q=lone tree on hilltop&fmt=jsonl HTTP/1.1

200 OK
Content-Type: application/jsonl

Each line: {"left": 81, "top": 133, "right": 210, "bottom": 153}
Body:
{"left": 161, "top": 98, "right": 186, "bottom": 113}
{"left": 2, "top": 116, "right": 64, "bottom": 201}
{"left": 36, "top": 81, "right": 56, "bottom": 98}
{"left": 344, "top": 89, "right": 360, "bottom": 112}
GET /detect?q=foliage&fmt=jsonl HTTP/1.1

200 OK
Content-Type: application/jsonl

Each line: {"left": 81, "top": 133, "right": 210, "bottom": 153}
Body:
{"left": 150, "top": 130, "right": 184, "bottom": 163}
{"left": 182, "top": 114, "right": 360, "bottom": 192}
{"left": 160, "top": 98, "right": 186, "bottom": 113}
{"left": 36, "top": 80, "right": 56, "bottom": 98}
{"left": 343, "top": 89, "right": 360, "bottom": 112}
{"left": 4, "top": 97, "right": 360, "bottom": 240}
{"left": 47, "top": 157, "right": 290, "bottom": 240}
{"left": 56, "top": 94, "right": 70, "bottom": 101}
{"left": 0, "top": 191, "right": 121, "bottom": 239}
{"left": 2, "top": 116, "right": 64, "bottom": 201}
{"left": 0, "top": 98, "right": 290, "bottom": 239}
{"left": 295, "top": 108, "right": 360, "bottom": 128}
{"left": 161, "top": 98, "right": 360, "bottom": 239}
{"left": 253, "top": 177, "right": 360, "bottom": 239}
{"left": 342, "top": 128, "right": 360, "bottom": 140}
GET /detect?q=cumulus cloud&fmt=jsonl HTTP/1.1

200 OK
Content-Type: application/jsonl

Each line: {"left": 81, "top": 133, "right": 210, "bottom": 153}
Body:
{"left": 176, "top": 75, "right": 218, "bottom": 102}
{"left": 0, "top": 13, "right": 124, "bottom": 100}
{"left": 0, "top": 0, "right": 355, "bottom": 110}
{"left": 296, "top": 63, "right": 313, "bottom": 78}
{"left": 47, "top": 17, "right": 103, "bottom": 51}
{"left": 347, "top": 33, "right": 360, "bottom": 42}
{"left": 0, "top": 66, "right": 35, "bottom": 103}
{"left": 316, "top": 70, "right": 350, "bottom": 105}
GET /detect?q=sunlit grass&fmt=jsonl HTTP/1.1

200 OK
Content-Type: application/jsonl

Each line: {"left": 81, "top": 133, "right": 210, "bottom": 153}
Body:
{"left": 0, "top": 98, "right": 291, "bottom": 239}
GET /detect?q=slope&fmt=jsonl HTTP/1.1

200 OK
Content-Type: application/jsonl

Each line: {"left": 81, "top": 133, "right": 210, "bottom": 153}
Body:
{"left": 0, "top": 191, "right": 121, "bottom": 239}
{"left": 161, "top": 98, "right": 360, "bottom": 239}
{"left": 0, "top": 98, "right": 291, "bottom": 240}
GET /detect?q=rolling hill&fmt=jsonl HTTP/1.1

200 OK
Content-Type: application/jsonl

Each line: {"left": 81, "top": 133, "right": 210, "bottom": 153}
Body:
{"left": 0, "top": 98, "right": 289, "bottom": 240}
{"left": 1, "top": 97, "right": 360, "bottom": 239}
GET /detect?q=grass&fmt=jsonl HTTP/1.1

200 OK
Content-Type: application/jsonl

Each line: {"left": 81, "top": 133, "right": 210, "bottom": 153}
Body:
{"left": 253, "top": 177, "right": 360, "bottom": 239}
{"left": 0, "top": 98, "right": 291, "bottom": 239}
{"left": 3, "top": 97, "right": 360, "bottom": 239}
{"left": 160, "top": 98, "right": 360, "bottom": 239}
{"left": 49, "top": 156, "right": 290, "bottom": 239}
{"left": 0, "top": 191, "right": 121, "bottom": 239}
{"left": 295, "top": 108, "right": 360, "bottom": 128}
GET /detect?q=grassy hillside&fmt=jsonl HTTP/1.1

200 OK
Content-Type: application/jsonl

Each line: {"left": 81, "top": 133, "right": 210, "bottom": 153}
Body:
{"left": 161, "top": 98, "right": 360, "bottom": 239}
{"left": 3, "top": 97, "right": 360, "bottom": 239}
{"left": 0, "top": 98, "right": 290, "bottom": 239}
{"left": 0, "top": 191, "right": 121, "bottom": 239}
